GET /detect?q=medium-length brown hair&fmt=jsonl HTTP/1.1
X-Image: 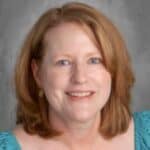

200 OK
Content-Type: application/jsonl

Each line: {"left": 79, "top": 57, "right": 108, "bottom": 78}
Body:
{"left": 15, "top": 1, "right": 135, "bottom": 139}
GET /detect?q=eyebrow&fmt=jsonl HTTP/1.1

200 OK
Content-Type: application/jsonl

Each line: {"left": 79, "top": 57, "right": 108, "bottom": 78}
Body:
{"left": 85, "top": 52, "right": 102, "bottom": 58}
{"left": 51, "top": 51, "right": 102, "bottom": 59}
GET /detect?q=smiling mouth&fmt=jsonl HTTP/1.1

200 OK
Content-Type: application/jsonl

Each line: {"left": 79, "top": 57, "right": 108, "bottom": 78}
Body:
{"left": 66, "top": 91, "right": 95, "bottom": 100}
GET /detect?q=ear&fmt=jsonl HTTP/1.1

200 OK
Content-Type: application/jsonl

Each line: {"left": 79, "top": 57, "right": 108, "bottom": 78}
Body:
{"left": 31, "top": 59, "right": 42, "bottom": 88}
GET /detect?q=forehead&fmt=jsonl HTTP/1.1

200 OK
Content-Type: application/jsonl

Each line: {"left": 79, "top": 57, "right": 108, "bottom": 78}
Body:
{"left": 43, "top": 22, "right": 101, "bottom": 53}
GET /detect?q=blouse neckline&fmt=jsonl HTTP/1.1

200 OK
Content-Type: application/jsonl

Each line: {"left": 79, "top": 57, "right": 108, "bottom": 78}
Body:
{"left": 9, "top": 113, "right": 138, "bottom": 150}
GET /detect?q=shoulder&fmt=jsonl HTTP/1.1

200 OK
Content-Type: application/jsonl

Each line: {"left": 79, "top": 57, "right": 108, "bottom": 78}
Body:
{"left": 133, "top": 110, "right": 150, "bottom": 126}
{"left": 13, "top": 125, "right": 62, "bottom": 150}
{"left": 133, "top": 110, "right": 150, "bottom": 149}
{"left": 0, "top": 131, "right": 21, "bottom": 150}
{"left": 13, "top": 125, "right": 42, "bottom": 150}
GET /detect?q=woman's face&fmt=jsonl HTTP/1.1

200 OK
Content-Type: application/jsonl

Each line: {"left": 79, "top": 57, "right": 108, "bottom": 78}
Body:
{"left": 32, "top": 22, "right": 111, "bottom": 123}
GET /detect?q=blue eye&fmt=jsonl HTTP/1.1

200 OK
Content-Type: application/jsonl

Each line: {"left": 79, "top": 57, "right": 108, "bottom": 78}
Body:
{"left": 56, "top": 59, "right": 71, "bottom": 66}
{"left": 88, "top": 57, "right": 102, "bottom": 64}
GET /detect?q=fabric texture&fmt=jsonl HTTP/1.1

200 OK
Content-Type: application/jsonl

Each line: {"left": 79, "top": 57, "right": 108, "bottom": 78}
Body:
{"left": 0, "top": 131, "right": 21, "bottom": 150}
{"left": 133, "top": 111, "right": 150, "bottom": 150}
{"left": 0, "top": 111, "right": 150, "bottom": 150}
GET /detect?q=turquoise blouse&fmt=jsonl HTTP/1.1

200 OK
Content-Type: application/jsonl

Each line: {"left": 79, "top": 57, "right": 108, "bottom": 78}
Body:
{"left": 0, "top": 111, "right": 150, "bottom": 150}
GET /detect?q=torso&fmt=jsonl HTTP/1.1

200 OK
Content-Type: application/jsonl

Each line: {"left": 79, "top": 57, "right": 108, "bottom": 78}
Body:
{"left": 13, "top": 118, "right": 134, "bottom": 150}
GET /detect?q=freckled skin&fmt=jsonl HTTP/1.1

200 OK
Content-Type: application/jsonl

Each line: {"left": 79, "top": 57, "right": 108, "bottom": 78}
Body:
{"left": 32, "top": 22, "right": 111, "bottom": 126}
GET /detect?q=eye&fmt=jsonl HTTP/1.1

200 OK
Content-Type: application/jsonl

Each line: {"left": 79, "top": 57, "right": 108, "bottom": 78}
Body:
{"left": 88, "top": 57, "right": 102, "bottom": 64}
{"left": 56, "top": 59, "right": 71, "bottom": 66}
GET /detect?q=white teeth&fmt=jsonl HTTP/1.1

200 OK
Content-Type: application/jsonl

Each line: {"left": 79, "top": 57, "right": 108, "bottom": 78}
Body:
{"left": 67, "top": 92, "right": 92, "bottom": 97}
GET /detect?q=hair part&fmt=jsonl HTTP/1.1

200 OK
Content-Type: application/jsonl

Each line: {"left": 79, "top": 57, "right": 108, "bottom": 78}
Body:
{"left": 15, "top": 1, "right": 135, "bottom": 139}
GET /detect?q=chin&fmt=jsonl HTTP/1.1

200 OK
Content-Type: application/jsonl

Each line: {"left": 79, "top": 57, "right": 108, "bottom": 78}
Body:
{"left": 69, "top": 110, "right": 100, "bottom": 123}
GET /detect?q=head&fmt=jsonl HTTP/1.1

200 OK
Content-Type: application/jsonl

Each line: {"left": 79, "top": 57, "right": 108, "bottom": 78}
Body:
{"left": 15, "top": 2, "right": 135, "bottom": 139}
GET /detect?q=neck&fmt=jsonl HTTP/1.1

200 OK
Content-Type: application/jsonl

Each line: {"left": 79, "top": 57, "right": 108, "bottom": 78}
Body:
{"left": 49, "top": 110, "right": 101, "bottom": 148}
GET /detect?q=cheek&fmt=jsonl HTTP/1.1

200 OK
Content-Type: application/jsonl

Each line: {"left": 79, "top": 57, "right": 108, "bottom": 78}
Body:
{"left": 41, "top": 69, "right": 70, "bottom": 90}
{"left": 92, "top": 70, "right": 111, "bottom": 111}
{"left": 40, "top": 70, "right": 69, "bottom": 109}
{"left": 92, "top": 68, "right": 112, "bottom": 98}
{"left": 90, "top": 66, "right": 111, "bottom": 85}
{"left": 102, "top": 71, "right": 111, "bottom": 88}
{"left": 100, "top": 71, "right": 111, "bottom": 93}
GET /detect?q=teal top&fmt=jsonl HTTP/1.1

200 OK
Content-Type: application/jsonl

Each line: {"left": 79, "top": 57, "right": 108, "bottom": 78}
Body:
{"left": 0, "top": 111, "right": 150, "bottom": 150}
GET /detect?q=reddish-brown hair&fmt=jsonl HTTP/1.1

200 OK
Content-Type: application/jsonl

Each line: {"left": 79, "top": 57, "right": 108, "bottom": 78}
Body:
{"left": 15, "top": 2, "right": 135, "bottom": 139}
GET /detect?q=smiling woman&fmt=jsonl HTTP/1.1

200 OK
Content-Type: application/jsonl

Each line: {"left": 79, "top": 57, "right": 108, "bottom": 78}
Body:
{"left": 0, "top": 1, "right": 150, "bottom": 150}
{"left": 31, "top": 22, "right": 112, "bottom": 130}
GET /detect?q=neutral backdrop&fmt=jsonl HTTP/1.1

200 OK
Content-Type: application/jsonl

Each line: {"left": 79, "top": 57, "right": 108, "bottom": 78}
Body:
{"left": 0, "top": 0, "right": 150, "bottom": 130}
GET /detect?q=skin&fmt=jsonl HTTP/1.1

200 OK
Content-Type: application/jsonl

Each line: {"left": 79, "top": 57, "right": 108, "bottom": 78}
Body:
{"left": 14, "top": 22, "right": 134, "bottom": 150}
{"left": 32, "top": 22, "right": 111, "bottom": 148}
{"left": 38, "top": 24, "right": 110, "bottom": 123}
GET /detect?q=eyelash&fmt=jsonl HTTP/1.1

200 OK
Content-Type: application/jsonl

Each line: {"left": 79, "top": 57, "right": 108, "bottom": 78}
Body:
{"left": 55, "top": 57, "right": 102, "bottom": 66}
{"left": 56, "top": 59, "right": 71, "bottom": 66}
{"left": 88, "top": 57, "right": 102, "bottom": 64}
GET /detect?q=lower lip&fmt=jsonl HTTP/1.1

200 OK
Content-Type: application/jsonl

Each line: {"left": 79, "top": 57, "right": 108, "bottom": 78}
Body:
{"left": 66, "top": 92, "right": 94, "bottom": 101}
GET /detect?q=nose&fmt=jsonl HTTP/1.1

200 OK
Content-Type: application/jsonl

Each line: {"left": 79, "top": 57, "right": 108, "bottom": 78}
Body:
{"left": 70, "top": 63, "right": 88, "bottom": 84}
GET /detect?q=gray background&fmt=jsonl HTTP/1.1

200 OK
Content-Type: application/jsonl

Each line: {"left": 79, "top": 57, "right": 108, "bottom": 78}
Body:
{"left": 0, "top": 0, "right": 150, "bottom": 130}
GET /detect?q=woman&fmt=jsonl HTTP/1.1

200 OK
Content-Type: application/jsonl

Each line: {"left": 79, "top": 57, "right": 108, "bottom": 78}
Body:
{"left": 0, "top": 2, "right": 150, "bottom": 150}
